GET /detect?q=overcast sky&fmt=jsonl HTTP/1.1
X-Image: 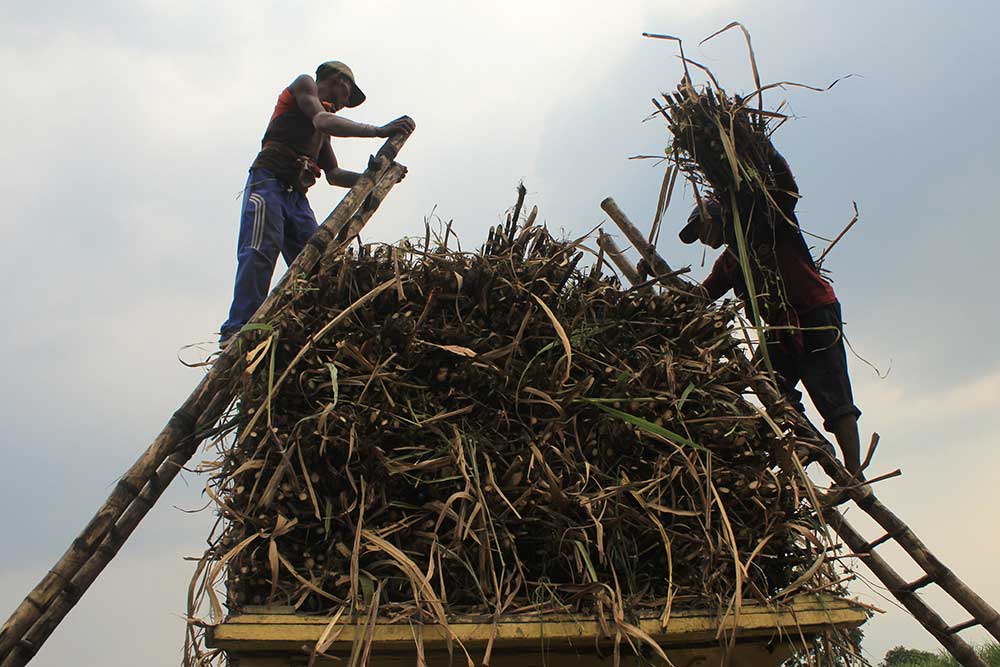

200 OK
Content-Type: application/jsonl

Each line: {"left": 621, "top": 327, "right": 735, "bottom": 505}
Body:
{"left": 1, "top": 1, "right": 998, "bottom": 665}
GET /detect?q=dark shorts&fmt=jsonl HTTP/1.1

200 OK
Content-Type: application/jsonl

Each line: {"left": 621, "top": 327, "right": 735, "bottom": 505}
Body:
{"left": 761, "top": 302, "right": 862, "bottom": 432}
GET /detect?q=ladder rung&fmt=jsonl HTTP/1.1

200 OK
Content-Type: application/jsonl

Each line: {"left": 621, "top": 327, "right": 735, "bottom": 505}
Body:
{"left": 903, "top": 574, "right": 937, "bottom": 593}
{"left": 947, "top": 619, "right": 980, "bottom": 635}
{"left": 862, "top": 527, "right": 904, "bottom": 553}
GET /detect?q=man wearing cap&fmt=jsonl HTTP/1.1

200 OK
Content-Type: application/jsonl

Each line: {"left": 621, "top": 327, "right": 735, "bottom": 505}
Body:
{"left": 677, "top": 146, "right": 863, "bottom": 477}
{"left": 220, "top": 61, "right": 414, "bottom": 344}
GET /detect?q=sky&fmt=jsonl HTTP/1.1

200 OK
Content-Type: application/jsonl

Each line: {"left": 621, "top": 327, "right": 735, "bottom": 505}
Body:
{"left": 1, "top": 0, "right": 998, "bottom": 665}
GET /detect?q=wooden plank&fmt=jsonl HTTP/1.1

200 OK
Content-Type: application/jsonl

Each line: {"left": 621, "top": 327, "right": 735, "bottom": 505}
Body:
{"left": 209, "top": 596, "right": 865, "bottom": 652}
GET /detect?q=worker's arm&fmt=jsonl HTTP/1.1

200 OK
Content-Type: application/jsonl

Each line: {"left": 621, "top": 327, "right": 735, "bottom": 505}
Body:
{"left": 314, "top": 113, "right": 415, "bottom": 138}
{"left": 317, "top": 138, "right": 361, "bottom": 188}
{"left": 288, "top": 75, "right": 415, "bottom": 138}
{"left": 700, "top": 252, "right": 736, "bottom": 301}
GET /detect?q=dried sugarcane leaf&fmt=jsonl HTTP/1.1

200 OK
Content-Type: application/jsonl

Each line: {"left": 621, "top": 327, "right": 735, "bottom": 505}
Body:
{"left": 531, "top": 293, "right": 572, "bottom": 384}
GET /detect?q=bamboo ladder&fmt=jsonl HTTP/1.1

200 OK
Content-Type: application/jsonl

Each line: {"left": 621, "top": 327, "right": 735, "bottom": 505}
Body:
{"left": 600, "top": 197, "right": 1000, "bottom": 667}
{"left": 0, "top": 132, "right": 413, "bottom": 667}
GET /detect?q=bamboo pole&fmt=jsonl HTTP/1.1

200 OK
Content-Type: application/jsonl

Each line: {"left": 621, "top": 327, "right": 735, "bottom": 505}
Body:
{"left": 1, "top": 445, "right": 199, "bottom": 667}
{"left": 601, "top": 198, "right": 685, "bottom": 291}
{"left": 596, "top": 231, "right": 641, "bottom": 286}
{"left": 317, "top": 162, "right": 408, "bottom": 278}
{"left": 0, "top": 131, "right": 412, "bottom": 666}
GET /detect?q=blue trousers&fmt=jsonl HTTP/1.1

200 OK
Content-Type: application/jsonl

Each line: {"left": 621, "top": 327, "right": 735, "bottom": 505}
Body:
{"left": 221, "top": 169, "right": 318, "bottom": 338}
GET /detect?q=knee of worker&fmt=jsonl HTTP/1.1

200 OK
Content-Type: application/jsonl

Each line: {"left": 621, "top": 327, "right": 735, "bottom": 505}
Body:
{"left": 232, "top": 245, "right": 282, "bottom": 297}
{"left": 237, "top": 243, "right": 280, "bottom": 267}
{"left": 821, "top": 405, "right": 862, "bottom": 434}
{"left": 786, "top": 393, "right": 806, "bottom": 417}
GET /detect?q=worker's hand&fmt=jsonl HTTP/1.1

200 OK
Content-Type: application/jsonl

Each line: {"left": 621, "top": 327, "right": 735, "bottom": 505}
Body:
{"left": 689, "top": 284, "right": 710, "bottom": 301}
{"left": 377, "top": 116, "right": 416, "bottom": 137}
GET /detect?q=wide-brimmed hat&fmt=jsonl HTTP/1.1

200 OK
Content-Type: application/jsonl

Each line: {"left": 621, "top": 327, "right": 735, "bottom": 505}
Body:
{"left": 316, "top": 61, "right": 366, "bottom": 108}
{"left": 679, "top": 197, "right": 723, "bottom": 244}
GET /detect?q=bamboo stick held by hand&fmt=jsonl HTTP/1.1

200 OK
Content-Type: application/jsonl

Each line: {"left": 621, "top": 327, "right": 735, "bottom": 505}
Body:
{"left": 0, "top": 131, "right": 413, "bottom": 667}
{"left": 601, "top": 198, "right": 687, "bottom": 291}
{"left": 596, "top": 231, "right": 641, "bottom": 287}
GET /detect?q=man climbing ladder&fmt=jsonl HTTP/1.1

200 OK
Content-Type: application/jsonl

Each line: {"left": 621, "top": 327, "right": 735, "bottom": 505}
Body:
{"left": 675, "top": 142, "right": 863, "bottom": 477}
{"left": 220, "top": 60, "right": 415, "bottom": 346}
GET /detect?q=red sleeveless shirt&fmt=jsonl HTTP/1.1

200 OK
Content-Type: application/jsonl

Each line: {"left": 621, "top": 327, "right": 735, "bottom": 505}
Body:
{"left": 251, "top": 88, "right": 333, "bottom": 188}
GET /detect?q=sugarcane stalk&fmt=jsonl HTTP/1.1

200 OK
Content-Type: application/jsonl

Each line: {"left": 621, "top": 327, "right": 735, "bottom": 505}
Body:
{"left": 182, "top": 190, "right": 840, "bottom": 665}
{"left": 0, "top": 130, "right": 412, "bottom": 666}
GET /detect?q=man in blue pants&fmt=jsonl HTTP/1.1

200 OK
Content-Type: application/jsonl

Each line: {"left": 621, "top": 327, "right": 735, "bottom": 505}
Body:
{"left": 220, "top": 61, "right": 414, "bottom": 345}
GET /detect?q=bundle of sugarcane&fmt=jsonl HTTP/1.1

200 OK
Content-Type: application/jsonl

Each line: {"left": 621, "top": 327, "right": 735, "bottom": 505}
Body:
{"left": 187, "top": 203, "right": 839, "bottom": 637}
{"left": 666, "top": 78, "right": 768, "bottom": 177}
{"left": 647, "top": 24, "right": 851, "bottom": 250}
{"left": 656, "top": 77, "right": 789, "bottom": 241}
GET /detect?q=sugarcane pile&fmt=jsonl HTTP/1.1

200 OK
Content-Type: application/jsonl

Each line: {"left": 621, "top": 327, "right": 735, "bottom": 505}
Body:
{"left": 190, "top": 206, "right": 837, "bottom": 627}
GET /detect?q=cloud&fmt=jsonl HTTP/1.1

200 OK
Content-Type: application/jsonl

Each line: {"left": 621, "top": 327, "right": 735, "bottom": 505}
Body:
{"left": 859, "top": 365, "right": 1000, "bottom": 436}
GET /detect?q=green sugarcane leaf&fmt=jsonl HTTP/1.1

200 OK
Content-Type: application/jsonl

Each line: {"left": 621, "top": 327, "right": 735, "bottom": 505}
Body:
{"left": 585, "top": 400, "right": 707, "bottom": 452}
{"left": 571, "top": 540, "right": 598, "bottom": 583}
{"left": 676, "top": 382, "right": 695, "bottom": 411}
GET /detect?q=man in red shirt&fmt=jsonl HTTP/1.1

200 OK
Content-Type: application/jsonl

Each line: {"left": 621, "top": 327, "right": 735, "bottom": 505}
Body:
{"left": 679, "top": 147, "right": 863, "bottom": 476}
{"left": 220, "top": 61, "right": 415, "bottom": 345}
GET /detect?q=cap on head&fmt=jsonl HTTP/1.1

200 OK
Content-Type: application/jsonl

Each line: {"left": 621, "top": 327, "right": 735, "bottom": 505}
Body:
{"left": 316, "top": 61, "right": 366, "bottom": 108}
{"left": 679, "top": 197, "right": 722, "bottom": 244}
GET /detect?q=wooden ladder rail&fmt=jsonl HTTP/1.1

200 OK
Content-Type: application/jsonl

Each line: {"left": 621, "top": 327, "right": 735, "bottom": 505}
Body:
{"left": 0, "top": 133, "right": 412, "bottom": 667}
{"left": 815, "top": 453, "right": 1000, "bottom": 661}
{"left": 600, "top": 197, "right": 999, "bottom": 667}
{"left": 824, "top": 507, "right": 985, "bottom": 667}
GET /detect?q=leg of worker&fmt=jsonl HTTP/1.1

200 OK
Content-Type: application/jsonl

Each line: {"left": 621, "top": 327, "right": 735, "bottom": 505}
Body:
{"left": 798, "top": 303, "right": 863, "bottom": 477}
{"left": 759, "top": 332, "right": 836, "bottom": 462}
{"left": 831, "top": 414, "right": 862, "bottom": 478}
{"left": 757, "top": 334, "right": 806, "bottom": 416}
{"left": 220, "top": 170, "right": 286, "bottom": 340}
{"left": 281, "top": 190, "right": 319, "bottom": 267}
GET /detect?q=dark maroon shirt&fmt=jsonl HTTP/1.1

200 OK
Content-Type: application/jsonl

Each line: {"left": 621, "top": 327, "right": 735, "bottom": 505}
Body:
{"left": 703, "top": 242, "right": 837, "bottom": 318}
{"left": 702, "top": 147, "right": 837, "bottom": 322}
